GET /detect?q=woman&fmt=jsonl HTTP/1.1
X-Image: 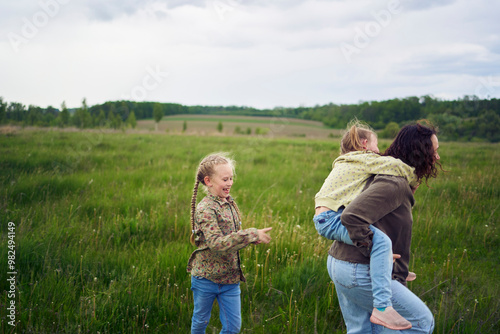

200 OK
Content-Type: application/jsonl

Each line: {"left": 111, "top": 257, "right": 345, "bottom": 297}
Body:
{"left": 328, "top": 120, "right": 441, "bottom": 333}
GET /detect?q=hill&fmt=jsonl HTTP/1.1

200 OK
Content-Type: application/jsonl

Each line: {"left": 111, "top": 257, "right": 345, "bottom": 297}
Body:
{"left": 136, "top": 115, "right": 342, "bottom": 139}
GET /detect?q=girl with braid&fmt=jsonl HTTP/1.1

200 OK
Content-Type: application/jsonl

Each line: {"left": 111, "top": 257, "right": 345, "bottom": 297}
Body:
{"left": 187, "top": 153, "right": 272, "bottom": 334}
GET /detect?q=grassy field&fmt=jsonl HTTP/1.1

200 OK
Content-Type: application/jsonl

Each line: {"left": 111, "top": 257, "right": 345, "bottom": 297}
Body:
{"left": 0, "top": 127, "right": 499, "bottom": 333}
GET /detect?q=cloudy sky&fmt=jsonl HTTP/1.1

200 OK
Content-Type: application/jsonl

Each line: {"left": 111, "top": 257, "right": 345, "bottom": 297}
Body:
{"left": 1, "top": 0, "right": 499, "bottom": 109}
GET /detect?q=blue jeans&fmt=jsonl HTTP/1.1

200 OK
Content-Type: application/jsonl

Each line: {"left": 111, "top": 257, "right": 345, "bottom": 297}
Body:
{"left": 314, "top": 209, "right": 393, "bottom": 308}
{"left": 328, "top": 256, "right": 434, "bottom": 333}
{"left": 191, "top": 276, "right": 241, "bottom": 334}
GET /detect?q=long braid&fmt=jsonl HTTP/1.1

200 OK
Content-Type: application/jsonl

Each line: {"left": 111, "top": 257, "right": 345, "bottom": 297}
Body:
{"left": 190, "top": 179, "right": 200, "bottom": 245}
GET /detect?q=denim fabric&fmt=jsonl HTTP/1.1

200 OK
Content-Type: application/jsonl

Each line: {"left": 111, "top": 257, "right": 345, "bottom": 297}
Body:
{"left": 314, "top": 210, "right": 393, "bottom": 308}
{"left": 191, "top": 276, "right": 241, "bottom": 334}
{"left": 314, "top": 209, "right": 350, "bottom": 242}
{"left": 327, "top": 256, "right": 434, "bottom": 333}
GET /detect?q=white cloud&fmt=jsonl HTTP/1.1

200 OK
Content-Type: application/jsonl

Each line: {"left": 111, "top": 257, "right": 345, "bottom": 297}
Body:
{"left": 0, "top": 0, "right": 499, "bottom": 109}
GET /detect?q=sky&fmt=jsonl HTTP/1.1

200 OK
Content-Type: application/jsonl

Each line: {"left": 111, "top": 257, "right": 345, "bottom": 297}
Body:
{"left": 1, "top": 0, "right": 500, "bottom": 110}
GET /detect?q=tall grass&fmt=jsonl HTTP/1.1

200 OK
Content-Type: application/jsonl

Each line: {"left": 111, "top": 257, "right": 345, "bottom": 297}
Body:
{"left": 0, "top": 129, "right": 498, "bottom": 333}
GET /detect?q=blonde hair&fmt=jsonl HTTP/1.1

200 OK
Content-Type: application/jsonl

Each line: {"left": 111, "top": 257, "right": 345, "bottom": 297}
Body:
{"left": 190, "top": 153, "right": 242, "bottom": 245}
{"left": 340, "top": 119, "right": 377, "bottom": 154}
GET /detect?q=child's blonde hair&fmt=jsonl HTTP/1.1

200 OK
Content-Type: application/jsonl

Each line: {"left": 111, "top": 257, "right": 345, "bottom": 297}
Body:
{"left": 340, "top": 119, "right": 377, "bottom": 154}
{"left": 190, "top": 152, "right": 241, "bottom": 245}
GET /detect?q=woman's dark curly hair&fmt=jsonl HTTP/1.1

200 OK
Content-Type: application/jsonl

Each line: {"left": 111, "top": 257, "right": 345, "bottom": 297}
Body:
{"left": 383, "top": 119, "right": 441, "bottom": 185}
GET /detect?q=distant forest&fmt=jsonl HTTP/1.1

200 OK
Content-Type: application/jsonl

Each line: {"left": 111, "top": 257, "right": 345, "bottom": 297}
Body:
{"left": 1, "top": 95, "right": 499, "bottom": 142}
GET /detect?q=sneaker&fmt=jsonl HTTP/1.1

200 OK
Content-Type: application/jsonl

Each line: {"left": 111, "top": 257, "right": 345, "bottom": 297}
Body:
{"left": 370, "top": 306, "right": 412, "bottom": 330}
{"left": 406, "top": 271, "right": 417, "bottom": 281}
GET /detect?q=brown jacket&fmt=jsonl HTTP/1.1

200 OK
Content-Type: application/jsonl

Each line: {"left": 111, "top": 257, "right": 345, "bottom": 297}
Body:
{"left": 328, "top": 175, "right": 415, "bottom": 285}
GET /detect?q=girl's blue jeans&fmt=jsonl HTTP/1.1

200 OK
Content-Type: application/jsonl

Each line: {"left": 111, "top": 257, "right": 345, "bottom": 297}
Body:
{"left": 190, "top": 276, "right": 241, "bottom": 334}
{"left": 314, "top": 208, "right": 393, "bottom": 308}
{"left": 327, "top": 256, "right": 434, "bottom": 333}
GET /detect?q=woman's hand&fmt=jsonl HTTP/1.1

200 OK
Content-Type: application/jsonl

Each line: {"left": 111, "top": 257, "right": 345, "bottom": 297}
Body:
{"left": 257, "top": 227, "right": 272, "bottom": 244}
{"left": 393, "top": 254, "right": 417, "bottom": 281}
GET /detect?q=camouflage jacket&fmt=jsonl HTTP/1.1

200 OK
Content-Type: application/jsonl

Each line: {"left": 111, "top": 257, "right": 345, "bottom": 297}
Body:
{"left": 187, "top": 193, "right": 259, "bottom": 284}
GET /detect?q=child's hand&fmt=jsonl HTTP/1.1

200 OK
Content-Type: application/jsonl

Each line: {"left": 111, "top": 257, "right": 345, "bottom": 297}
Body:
{"left": 406, "top": 271, "right": 417, "bottom": 281}
{"left": 257, "top": 227, "right": 272, "bottom": 244}
{"left": 392, "top": 254, "right": 401, "bottom": 262}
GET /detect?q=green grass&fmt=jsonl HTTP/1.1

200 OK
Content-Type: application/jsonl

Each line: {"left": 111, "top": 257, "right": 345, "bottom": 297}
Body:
{"left": 0, "top": 129, "right": 499, "bottom": 333}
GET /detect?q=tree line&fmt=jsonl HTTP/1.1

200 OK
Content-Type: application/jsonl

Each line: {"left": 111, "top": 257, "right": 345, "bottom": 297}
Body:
{"left": 1, "top": 95, "right": 499, "bottom": 142}
{"left": 298, "top": 96, "right": 500, "bottom": 142}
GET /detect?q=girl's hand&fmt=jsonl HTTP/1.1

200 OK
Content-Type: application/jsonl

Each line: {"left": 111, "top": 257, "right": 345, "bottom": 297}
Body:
{"left": 257, "top": 227, "right": 272, "bottom": 244}
{"left": 393, "top": 254, "right": 401, "bottom": 262}
{"left": 406, "top": 271, "right": 417, "bottom": 281}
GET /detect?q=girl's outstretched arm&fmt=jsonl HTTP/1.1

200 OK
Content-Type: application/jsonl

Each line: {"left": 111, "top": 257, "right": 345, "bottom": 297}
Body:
{"left": 197, "top": 207, "right": 259, "bottom": 252}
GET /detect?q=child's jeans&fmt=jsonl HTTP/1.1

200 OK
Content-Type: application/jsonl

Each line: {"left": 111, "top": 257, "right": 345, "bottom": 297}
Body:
{"left": 313, "top": 208, "right": 393, "bottom": 309}
{"left": 191, "top": 276, "right": 241, "bottom": 334}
